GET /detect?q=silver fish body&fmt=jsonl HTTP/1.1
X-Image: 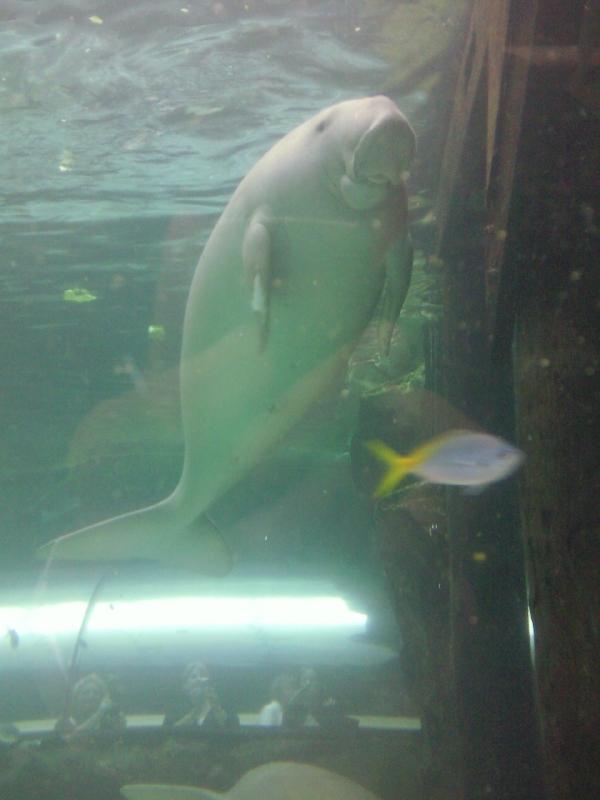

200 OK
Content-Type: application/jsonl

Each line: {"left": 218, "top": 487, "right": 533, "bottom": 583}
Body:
{"left": 416, "top": 431, "right": 524, "bottom": 486}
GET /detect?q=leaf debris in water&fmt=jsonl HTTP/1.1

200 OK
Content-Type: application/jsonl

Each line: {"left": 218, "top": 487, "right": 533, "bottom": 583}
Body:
{"left": 63, "top": 287, "right": 97, "bottom": 303}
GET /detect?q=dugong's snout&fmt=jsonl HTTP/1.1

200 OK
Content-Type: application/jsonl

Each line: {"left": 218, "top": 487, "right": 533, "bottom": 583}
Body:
{"left": 350, "top": 113, "right": 416, "bottom": 188}
{"left": 334, "top": 97, "right": 415, "bottom": 211}
{"left": 343, "top": 95, "right": 416, "bottom": 190}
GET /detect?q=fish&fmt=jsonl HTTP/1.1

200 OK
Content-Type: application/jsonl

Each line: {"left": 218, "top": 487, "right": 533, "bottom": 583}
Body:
{"left": 121, "top": 761, "right": 382, "bottom": 800}
{"left": 366, "top": 428, "right": 524, "bottom": 497}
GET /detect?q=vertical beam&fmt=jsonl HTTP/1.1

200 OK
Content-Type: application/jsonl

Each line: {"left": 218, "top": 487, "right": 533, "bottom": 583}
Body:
{"left": 434, "top": 2, "right": 545, "bottom": 799}
{"left": 512, "top": 23, "right": 600, "bottom": 796}
{"left": 485, "top": 1, "right": 538, "bottom": 347}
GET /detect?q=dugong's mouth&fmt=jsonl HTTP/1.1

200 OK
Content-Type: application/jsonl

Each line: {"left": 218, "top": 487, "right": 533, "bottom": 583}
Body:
{"left": 338, "top": 173, "right": 391, "bottom": 211}
{"left": 337, "top": 106, "right": 415, "bottom": 210}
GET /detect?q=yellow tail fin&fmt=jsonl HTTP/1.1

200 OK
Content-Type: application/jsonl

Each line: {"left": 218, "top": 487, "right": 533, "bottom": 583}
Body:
{"left": 365, "top": 440, "right": 416, "bottom": 498}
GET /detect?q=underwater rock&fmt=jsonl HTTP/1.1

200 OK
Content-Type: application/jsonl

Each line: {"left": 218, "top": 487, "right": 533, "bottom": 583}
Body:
{"left": 65, "top": 367, "right": 183, "bottom": 520}
{"left": 0, "top": 747, "right": 122, "bottom": 800}
{"left": 67, "top": 368, "right": 182, "bottom": 472}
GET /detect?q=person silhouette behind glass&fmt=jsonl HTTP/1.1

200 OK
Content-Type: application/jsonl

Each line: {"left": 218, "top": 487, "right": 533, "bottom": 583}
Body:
{"left": 55, "top": 672, "right": 126, "bottom": 737}
{"left": 283, "top": 667, "right": 357, "bottom": 732}
{"left": 258, "top": 672, "right": 298, "bottom": 726}
{"left": 162, "top": 662, "right": 239, "bottom": 731}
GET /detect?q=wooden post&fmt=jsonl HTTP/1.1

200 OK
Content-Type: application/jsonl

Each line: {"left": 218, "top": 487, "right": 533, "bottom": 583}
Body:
{"left": 433, "top": 1, "right": 545, "bottom": 798}
{"left": 435, "top": 0, "right": 600, "bottom": 799}
{"left": 510, "top": 5, "right": 600, "bottom": 794}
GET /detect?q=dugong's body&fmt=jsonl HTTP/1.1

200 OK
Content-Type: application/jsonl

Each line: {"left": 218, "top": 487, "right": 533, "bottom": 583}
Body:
{"left": 121, "top": 761, "right": 383, "bottom": 800}
{"left": 38, "top": 96, "right": 415, "bottom": 572}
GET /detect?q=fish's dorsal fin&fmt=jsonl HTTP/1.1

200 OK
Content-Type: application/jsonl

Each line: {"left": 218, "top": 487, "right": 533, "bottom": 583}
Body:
{"left": 409, "top": 428, "right": 472, "bottom": 465}
{"left": 121, "top": 785, "right": 223, "bottom": 800}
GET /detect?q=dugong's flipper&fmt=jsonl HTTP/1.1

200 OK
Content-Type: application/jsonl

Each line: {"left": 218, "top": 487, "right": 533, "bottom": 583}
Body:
{"left": 121, "top": 786, "right": 221, "bottom": 800}
{"left": 242, "top": 213, "right": 273, "bottom": 350}
{"left": 377, "top": 234, "right": 414, "bottom": 355}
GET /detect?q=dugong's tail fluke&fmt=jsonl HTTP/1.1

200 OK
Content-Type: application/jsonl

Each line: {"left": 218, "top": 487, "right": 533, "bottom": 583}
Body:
{"left": 35, "top": 502, "right": 232, "bottom": 576}
{"left": 121, "top": 785, "right": 222, "bottom": 800}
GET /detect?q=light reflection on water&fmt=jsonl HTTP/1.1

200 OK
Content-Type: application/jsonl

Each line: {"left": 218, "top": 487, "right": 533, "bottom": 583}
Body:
{"left": 1, "top": 1, "right": 400, "bottom": 225}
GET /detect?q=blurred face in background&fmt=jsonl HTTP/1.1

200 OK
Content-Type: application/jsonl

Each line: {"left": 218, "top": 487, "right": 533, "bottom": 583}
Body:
{"left": 72, "top": 674, "right": 106, "bottom": 722}
{"left": 182, "top": 662, "right": 211, "bottom": 707}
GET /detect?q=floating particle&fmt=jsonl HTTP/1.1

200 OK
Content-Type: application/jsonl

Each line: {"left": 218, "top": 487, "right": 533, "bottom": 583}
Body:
{"left": 148, "top": 324, "right": 166, "bottom": 342}
{"left": 185, "top": 104, "right": 224, "bottom": 119}
{"left": 58, "top": 149, "right": 74, "bottom": 172}
{"left": 408, "top": 195, "right": 432, "bottom": 212}
{"left": 63, "top": 287, "right": 97, "bottom": 303}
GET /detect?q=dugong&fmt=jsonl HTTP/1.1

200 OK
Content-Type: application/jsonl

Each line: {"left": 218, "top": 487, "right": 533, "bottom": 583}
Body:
{"left": 38, "top": 96, "right": 415, "bottom": 573}
{"left": 121, "top": 761, "right": 383, "bottom": 800}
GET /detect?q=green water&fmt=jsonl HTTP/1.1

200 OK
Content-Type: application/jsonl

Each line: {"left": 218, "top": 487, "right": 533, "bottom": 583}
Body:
{"left": 0, "top": 3, "right": 464, "bottom": 800}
